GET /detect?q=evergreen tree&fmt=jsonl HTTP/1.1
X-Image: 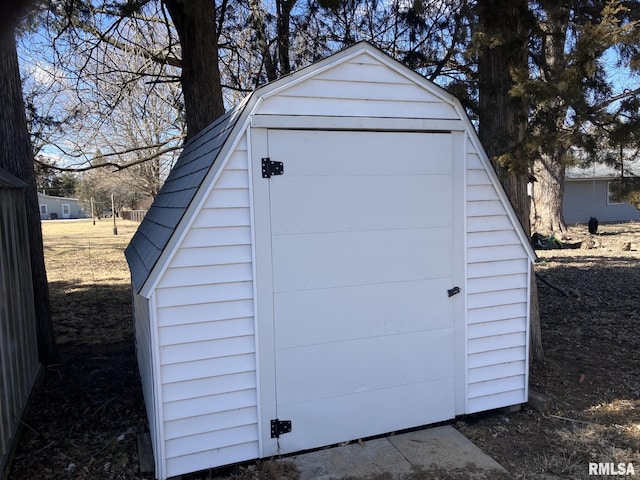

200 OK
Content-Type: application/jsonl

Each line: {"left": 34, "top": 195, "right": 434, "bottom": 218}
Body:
{"left": 526, "top": 1, "right": 640, "bottom": 234}
{"left": 475, "top": 0, "right": 543, "bottom": 363}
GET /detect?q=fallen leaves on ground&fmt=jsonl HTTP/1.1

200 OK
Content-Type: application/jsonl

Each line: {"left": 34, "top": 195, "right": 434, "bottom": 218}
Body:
{"left": 7, "top": 220, "right": 640, "bottom": 479}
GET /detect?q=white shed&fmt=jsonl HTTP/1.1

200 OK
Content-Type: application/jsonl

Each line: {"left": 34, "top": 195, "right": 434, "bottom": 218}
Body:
{"left": 125, "top": 42, "right": 536, "bottom": 480}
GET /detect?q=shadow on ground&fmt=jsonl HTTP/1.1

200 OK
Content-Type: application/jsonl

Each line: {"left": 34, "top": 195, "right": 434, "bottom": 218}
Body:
{"left": 48, "top": 281, "right": 133, "bottom": 347}
{"left": 8, "top": 281, "right": 149, "bottom": 480}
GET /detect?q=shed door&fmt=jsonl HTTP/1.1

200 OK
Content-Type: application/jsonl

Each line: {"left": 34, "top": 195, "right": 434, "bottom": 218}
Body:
{"left": 259, "top": 129, "right": 460, "bottom": 455}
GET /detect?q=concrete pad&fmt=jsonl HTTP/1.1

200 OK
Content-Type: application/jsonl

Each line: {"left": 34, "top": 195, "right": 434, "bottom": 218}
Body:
{"left": 290, "top": 426, "right": 509, "bottom": 480}
{"left": 290, "top": 436, "right": 414, "bottom": 480}
{"left": 387, "top": 426, "right": 507, "bottom": 473}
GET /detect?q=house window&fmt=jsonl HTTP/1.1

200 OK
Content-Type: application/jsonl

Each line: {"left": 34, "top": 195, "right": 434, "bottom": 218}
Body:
{"left": 40, "top": 204, "right": 47, "bottom": 215}
{"left": 607, "top": 182, "right": 624, "bottom": 205}
{"left": 62, "top": 204, "right": 70, "bottom": 216}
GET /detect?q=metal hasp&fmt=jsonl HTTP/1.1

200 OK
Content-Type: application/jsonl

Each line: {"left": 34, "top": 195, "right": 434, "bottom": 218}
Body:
{"left": 270, "top": 419, "right": 292, "bottom": 438}
{"left": 262, "top": 157, "right": 284, "bottom": 178}
{"left": 448, "top": 286, "right": 461, "bottom": 297}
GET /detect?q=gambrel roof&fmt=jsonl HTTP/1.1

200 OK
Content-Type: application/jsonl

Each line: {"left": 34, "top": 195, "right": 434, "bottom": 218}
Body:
{"left": 126, "top": 41, "right": 536, "bottom": 295}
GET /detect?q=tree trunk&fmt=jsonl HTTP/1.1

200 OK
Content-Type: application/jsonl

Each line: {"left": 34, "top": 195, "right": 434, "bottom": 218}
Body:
{"left": 477, "top": 0, "right": 529, "bottom": 227}
{"left": 529, "top": 2, "right": 571, "bottom": 236}
{"left": 529, "top": 271, "right": 543, "bottom": 363}
{"left": 163, "top": 0, "right": 225, "bottom": 139}
{"left": 476, "top": 0, "right": 543, "bottom": 363}
{"left": 531, "top": 155, "right": 568, "bottom": 235}
{"left": 276, "top": 0, "right": 296, "bottom": 75}
{"left": 0, "top": 25, "right": 59, "bottom": 364}
{"left": 249, "top": 0, "right": 278, "bottom": 82}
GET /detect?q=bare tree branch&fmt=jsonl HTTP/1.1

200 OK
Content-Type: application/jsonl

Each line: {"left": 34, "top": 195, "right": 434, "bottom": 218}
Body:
{"left": 35, "top": 141, "right": 183, "bottom": 173}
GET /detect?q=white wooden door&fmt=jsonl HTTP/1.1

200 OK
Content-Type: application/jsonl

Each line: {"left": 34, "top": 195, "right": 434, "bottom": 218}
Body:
{"left": 259, "top": 129, "right": 460, "bottom": 455}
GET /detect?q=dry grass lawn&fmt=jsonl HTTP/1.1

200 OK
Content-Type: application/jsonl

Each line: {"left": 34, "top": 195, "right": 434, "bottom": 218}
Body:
{"left": 8, "top": 218, "right": 640, "bottom": 480}
{"left": 42, "top": 219, "right": 139, "bottom": 346}
{"left": 9, "top": 219, "right": 147, "bottom": 480}
{"left": 42, "top": 218, "right": 137, "bottom": 285}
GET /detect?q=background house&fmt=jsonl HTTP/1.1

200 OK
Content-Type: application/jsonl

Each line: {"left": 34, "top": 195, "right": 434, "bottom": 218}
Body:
{"left": 38, "top": 193, "right": 86, "bottom": 220}
{"left": 563, "top": 161, "right": 640, "bottom": 224}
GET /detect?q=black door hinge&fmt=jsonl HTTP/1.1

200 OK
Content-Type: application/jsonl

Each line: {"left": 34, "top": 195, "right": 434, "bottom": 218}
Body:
{"left": 262, "top": 158, "right": 284, "bottom": 178}
{"left": 270, "top": 419, "right": 292, "bottom": 438}
{"left": 448, "top": 286, "right": 461, "bottom": 297}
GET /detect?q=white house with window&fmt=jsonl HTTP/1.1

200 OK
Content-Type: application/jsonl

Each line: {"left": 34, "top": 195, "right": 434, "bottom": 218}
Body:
{"left": 563, "top": 161, "right": 640, "bottom": 224}
{"left": 38, "top": 193, "right": 86, "bottom": 220}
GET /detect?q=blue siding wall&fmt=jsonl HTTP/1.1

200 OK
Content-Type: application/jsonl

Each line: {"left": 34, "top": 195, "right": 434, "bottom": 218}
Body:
{"left": 563, "top": 180, "right": 640, "bottom": 224}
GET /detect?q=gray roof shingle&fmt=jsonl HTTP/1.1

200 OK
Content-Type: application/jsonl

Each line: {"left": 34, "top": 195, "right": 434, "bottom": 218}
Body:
{"left": 125, "top": 100, "right": 249, "bottom": 294}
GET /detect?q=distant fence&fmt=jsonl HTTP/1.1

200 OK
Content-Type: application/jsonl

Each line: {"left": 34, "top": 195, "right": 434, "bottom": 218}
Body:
{"left": 0, "top": 171, "right": 40, "bottom": 476}
{"left": 121, "top": 210, "right": 147, "bottom": 223}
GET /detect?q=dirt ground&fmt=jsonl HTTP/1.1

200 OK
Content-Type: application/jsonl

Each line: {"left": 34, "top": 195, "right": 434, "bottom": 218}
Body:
{"left": 5, "top": 219, "right": 640, "bottom": 480}
{"left": 460, "top": 222, "right": 640, "bottom": 479}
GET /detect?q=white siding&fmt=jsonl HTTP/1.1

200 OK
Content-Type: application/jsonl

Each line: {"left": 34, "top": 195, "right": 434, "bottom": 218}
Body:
{"left": 154, "top": 133, "right": 259, "bottom": 476}
{"left": 465, "top": 138, "right": 529, "bottom": 414}
{"left": 258, "top": 52, "right": 458, "bottom": 120}
{"left": 132, "top": 292, "right": 158, "bottom": 469}
{"left": 129, "top": 43, "right": 536, "bottom": 478}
